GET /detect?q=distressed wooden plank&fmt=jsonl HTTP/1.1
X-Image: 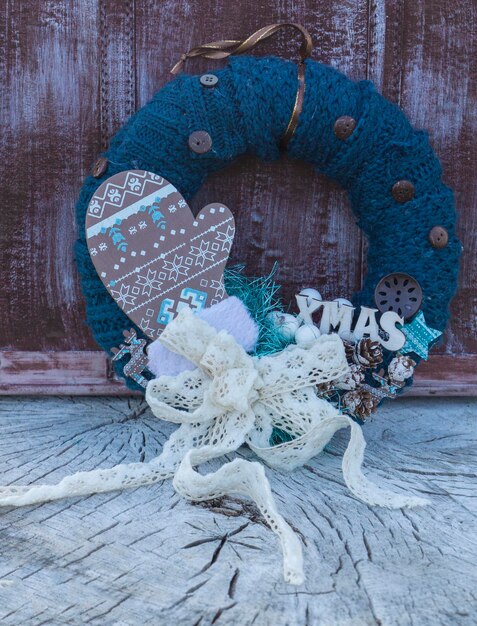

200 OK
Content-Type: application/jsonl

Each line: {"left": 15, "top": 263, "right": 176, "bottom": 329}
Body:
{"left": 371, "top": 0, "right": 477, "bottom": 359}
{"left": 408, "top": 355, "right": 477, "bottom": 396}
{"left": 0, "top": 0, "right": 137, "bottom": 353}
{"left": 0, "top": 0, "right": 101, "bottom": 352}
{"left": 0, "top": 351, "right": 127, "bottom": 394}
{"left": 0, "top": 396, "right": 475, "bottom": 624}
{"left": 0, "top": 352, "right": 475, "bottom": 396}
{"left": 0, "top": 0, "right": 474, "bottom": 396}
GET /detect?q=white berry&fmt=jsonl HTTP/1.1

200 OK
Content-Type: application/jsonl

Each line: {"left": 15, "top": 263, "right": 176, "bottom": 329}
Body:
{"left": 294, "top": 323, "right": 321, "bottom": 347}
{"left": 268, "top": 312, "right": 300, "bottom": 340}
{"left": 339, "top": 330, "right": 356, "bottom": 343}
{"left": 334, "top": 297, "right": 353, "bottom": 307}
{"left": 299, "top": 287, "right": 322, "bottom": 305}
{"left": 267, "top": 310, "right": 283, "bottom": 326}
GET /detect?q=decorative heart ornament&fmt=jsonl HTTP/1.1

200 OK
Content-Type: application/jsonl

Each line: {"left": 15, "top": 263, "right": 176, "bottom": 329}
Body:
{"left": 86, "top": 170, "right": 235, "bottom": 339}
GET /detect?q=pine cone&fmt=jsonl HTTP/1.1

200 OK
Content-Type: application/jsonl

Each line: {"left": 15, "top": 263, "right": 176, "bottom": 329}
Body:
{"left": 316, "top": 379, "right": 352, "bottom": 403}
{"left": 355, "top": 338, "right": 383, "bottom": 368}
{"left": 336, "top": 364, "right": 365, "bottom": 391}
{"left": 342, "top": 388, "right": 379, "bottom": 420}
{"left": 344, "top": 340, "right": 356, "bottom": 364}
{"left": 316, "top": 380, "right": 334, "bottom": 397}
{"left": 388, "top": 355, "right": 416, "bottom": 385}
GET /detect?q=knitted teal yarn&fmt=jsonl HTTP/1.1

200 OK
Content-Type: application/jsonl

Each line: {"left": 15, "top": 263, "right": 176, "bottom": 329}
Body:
{"left": 75, "top": 55, "right": 461, "bottom": 388}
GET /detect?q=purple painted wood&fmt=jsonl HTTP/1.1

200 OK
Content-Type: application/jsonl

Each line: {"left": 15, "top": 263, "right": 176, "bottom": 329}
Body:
{"left": 0, "top": 353, "right": 474, "bottom": 396}
{"left": 0, "top": 0, "right": 475, "bottom": 394}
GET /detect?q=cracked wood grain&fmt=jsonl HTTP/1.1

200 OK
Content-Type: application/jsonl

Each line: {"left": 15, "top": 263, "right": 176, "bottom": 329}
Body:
{"left": 0, "top": 396, "right": 475, "bottom": 625}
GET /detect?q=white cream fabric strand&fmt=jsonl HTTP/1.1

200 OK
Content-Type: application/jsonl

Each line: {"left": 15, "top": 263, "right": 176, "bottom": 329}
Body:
{"left": 0, "top": 308, "right": 429, "bottom": 584}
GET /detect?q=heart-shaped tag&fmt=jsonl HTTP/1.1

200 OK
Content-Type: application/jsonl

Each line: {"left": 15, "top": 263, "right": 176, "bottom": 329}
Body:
{"left": 86, "top": 170, "right": 235, "bottom": 339}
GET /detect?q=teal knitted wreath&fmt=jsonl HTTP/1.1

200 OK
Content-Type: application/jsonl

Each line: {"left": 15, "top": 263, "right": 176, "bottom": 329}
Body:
{"left": 75, "top": 55, "right": 461, "bottom": 391}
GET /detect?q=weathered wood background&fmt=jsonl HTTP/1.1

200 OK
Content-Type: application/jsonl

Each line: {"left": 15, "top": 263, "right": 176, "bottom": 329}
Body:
{"left": 0, "top": 0, "right": 476, "bottom": 394}
{"left": 0, "top": 396, "right": 475, "bottom": 624}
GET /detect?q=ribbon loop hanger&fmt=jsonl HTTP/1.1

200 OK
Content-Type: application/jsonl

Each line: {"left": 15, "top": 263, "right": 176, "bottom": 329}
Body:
{"left": 171, "top": 23, "right": 313, "bottom": 149}
{"left": 171, "top": 23, "right": 313, "bottom": 75}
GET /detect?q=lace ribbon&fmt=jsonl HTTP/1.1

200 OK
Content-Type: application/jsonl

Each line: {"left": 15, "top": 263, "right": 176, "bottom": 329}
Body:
{"left": 0, "top": 308, "right": 429, "bottom": 584}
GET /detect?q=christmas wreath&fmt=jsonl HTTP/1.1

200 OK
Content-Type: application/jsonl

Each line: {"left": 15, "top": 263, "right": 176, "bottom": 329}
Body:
{"left": 0, "top": 25, "right": 460, "bottom": 585}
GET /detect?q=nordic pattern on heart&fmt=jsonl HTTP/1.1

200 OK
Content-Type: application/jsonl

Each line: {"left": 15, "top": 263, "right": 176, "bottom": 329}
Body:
{"left": 135, "top": 269, "right": 163, "bottom": 296}
{"left": 87, "top": 171, "right": 167, "bottom": 223}
{"left": 102, "top": 212, "right": 234, "bottom": 336}
{"left": 86, "top": 171, "right": 235, "bottom": 339}
{"left": 122, "top": 217, "right": 234, "bottom": 311}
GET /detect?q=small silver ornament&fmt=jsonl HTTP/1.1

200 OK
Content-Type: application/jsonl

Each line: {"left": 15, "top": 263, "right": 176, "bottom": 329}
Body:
{"left": 268, "top": 311, "right": 300, "bottom": 340}
{"left": 334, "top": 297, "right": 353, "bottom": 308}
{"left": 295, "top": 323, "right": 321, "bottom": 347}
{"left": 299, "top": 287, "right": 322, "bottom": 305}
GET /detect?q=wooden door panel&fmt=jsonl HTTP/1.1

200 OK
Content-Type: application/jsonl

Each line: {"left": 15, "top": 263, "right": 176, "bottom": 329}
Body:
{"left": 376, "top": 0, "right": 477, "bottom": 354}
{"left": 0, "top": 0, "right": 102, "bottom": 351}
{"left": 0, "top": 0, "right": 475, "bottom": 394}
{"left": 372, "top": 0, "right": 477, "bottom": 392}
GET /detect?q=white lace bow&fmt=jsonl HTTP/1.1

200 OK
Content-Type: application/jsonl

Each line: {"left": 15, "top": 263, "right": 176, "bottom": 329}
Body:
{"left": 0, "top": 308, "right": 428, "bottom": 585}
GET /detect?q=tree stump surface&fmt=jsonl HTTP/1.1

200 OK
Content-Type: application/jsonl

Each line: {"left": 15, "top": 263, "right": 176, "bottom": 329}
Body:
{"left": 0, "top": 396, "right": 475, "bottom": 625}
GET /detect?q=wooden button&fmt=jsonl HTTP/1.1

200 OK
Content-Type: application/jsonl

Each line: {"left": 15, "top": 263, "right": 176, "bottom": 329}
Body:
{"left": 188, "top": 131, "right": 212, "bottom": 154}
{"left": 392, "top": 180, "right": 415, "bottom": 203}
{"left": 374, "top": 273, "right": 422, "bottom": 320}
{"left": 200, "top": 74, "right": 218, "bottom": 88}
{"left": 333, "top": 116, "right": 356, "bottom": 140}
{"left": 92, "top": 157, "right": 108, "bottom": 178}
{"left": 429, "top": 225, "right": 449, "bottom": 249}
